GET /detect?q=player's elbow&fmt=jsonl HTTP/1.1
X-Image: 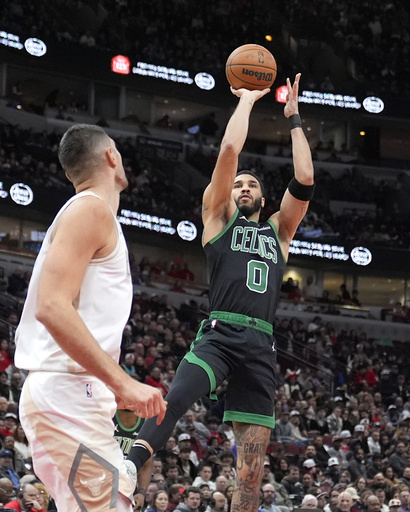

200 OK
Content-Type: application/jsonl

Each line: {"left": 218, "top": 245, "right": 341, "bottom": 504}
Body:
{"left": 220, "top": 141, "right": 240, "bottom": 158}
{"left": 35, "top": 298, "right": 59, "bottom": 327}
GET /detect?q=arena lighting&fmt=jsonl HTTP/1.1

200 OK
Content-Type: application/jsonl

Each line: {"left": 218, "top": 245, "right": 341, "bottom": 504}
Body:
{"left": 299, "top": 90, "right": 361, "bottom": 110}
{"left": 289, "top": 240, "right": 373, "bottom": 266}
{"left": 10, "top": 183, "right": 34, "bottom": 206}
{"left": 362, "top": 96, "right": 384, "bottom": 114}
{"left": 111, "top": 55, "right": 130, "bottom": 75}
{"left": 265, "top": 35, "right": 273, "bottom": 42}
{"left": 132, "top": 61, "right": 215, "bottom": 90}
{"left": 117, "top": 209, "right": 198, "bottom": 241}
{"left": 0, "top": 181, "right": 34, "bottom": 205}
{"left": 0, "top": 29, "right": 47, "bottom": 56}
{"left": 275, "top": 85, "right": 288, "bottom": 103}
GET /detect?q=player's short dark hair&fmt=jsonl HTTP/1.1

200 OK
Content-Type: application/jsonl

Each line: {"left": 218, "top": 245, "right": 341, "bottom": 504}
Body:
{"left": 58, "top": 124, "right": 110, "bottom": 180}
{"left": 236, "top": 170, "right": 265, "bottom": 195}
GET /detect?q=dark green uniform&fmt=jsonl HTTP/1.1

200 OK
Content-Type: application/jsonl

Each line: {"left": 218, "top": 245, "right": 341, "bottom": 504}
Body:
{"left": 183, "top": 210, "right": 286, "bottom": 428}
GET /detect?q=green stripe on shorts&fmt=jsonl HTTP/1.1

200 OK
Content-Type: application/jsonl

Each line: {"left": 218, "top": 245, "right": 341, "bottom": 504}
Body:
{"left": 183, "top": 352, "right": 218, "bottom": 401}
{"left": 223, "top": 410, "right": 276, "bottom": 429}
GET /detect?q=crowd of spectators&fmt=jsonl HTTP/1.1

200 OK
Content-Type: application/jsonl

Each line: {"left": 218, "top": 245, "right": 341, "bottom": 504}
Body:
{"left": 0, "top": 260, "right": 408, "bottom": 509}
{"left": 1, "top": 119, "right": 410, "bottom": 250}
{"left": 277, "top": 0, "right": 410, "bottom": 97}
{"left": 3, "top": 0, "right": 407, "bottom": 99}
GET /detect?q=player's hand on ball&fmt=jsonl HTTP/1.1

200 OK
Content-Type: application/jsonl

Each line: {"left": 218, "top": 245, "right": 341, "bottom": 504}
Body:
{"left": 284, "top": 73, "right": 301, "bottom": 118}
{"left": 230, "top": 87, "right": 271, "bottom": 101}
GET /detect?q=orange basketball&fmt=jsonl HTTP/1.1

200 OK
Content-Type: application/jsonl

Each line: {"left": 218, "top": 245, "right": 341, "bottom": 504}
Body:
{"left": 225, "top": 44, "right": 277, "bottom": 91}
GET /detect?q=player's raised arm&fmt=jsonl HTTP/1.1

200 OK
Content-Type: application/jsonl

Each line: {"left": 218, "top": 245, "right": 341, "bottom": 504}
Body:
{"left": 273, "top": 73, "right": 315, "bottom": 257}
{"left": 202, "top": 87, "right": 270, "bottom": 243}
{"left": 203, "top": 88, "right": 270, "bottom": 217}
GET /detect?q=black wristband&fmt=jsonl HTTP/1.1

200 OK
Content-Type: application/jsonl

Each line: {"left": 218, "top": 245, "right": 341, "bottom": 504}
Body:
{"left": 136, "top": 489, "right": 146, "bottom": 497}
{"left": 288, "top": 177, "right": 315, "bottom": 201}
{"left": 289, "top": 114, "right": 302, "bottom": 130}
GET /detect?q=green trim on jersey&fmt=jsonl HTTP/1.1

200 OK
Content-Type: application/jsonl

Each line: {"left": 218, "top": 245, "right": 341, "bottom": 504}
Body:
{"left": 208, "top": 210, "right": 239, "bottom": 245}
{"left": 267, "top": 219, "right": 287, "bottom": 263}
{"left": 223, "top": 410, "right": 276, "bottom": 428}
{"left": 183, "top": 352, "right": 218, "bottom": 401}
{"left": 210, "top": 311, "right": 273, "bottom": 335}
{"left": 115, "top": 412, "right": 143, "bottom": 432}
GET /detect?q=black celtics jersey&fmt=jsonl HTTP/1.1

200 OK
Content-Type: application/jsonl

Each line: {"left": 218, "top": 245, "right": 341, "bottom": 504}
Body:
{"left": 204, "top": 210, "right": 286, "bottom": 325}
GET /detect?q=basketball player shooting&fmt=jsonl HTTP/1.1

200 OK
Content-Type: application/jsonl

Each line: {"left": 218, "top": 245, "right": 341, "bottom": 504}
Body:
{"left": 127, "top": 73, "right": 315, "bottom": 512}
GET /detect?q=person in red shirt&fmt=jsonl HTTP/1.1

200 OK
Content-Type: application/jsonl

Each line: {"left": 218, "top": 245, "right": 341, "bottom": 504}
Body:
{"left": 354, "top": 363, "right": 377, "bottom": 390}
{"left": 1, "top": 413, "right": 18, "bottom": 438}
{"left": 0, "top": 340, "right": 12, "bottom": 372}
{"left": 5, "top": 482, "right": 45, "bottom": 511}
{"left": 145, "top": 366, "right": 168, "bottom": 396}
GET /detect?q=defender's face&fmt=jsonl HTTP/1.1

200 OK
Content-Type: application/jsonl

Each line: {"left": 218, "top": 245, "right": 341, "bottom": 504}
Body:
{"left": 232, "top": 174, "right": 264, "bottom": 217}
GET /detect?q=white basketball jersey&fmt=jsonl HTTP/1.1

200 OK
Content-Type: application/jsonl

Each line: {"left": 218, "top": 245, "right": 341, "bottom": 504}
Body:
{"left": 15, "top": 191, "right": 133, "bottom": 373}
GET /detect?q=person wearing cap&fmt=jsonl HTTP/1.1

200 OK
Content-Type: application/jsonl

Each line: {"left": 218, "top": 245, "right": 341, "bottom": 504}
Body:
{"left": 388, "top": 442, "right": 407, "bottom": 478}
{"left": 328, "top": 457, "right": 341, "bottom": 484}
{"left": 177, "top": 434, "right": 201, "bottom": 466}
{"left": 344, "top": 487, "right": 360, "bottom": 510}
{"left": 350, "top": 425, "right": 369, "bottom": 455}
{"left": 2, "top": 435, "right": 26, "bottom": 478}
{"left": 388, "top": 499, "right": 401, "bottom": 512}
{"left": 0, "top": 450, "right": 19, "bottom": 488}
{"left": 1, "top": 413, "right": 18, "bottom": 438}
{"left": 289, "top": 410, "right": 309, "bottom": 443}
{"left": 339, "top": 431, "right": 352, "bottom": 455}
{"left": 317, "top": 492, "right": 329, "bottom": 510}
{"left": 327, "top": 437, "right": 348, "bottom": 468}
{"left": 302, "top": 459, "right": 318, "bottom": 484}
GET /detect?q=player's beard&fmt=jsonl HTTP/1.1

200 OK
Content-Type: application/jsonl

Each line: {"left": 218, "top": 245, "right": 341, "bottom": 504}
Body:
{"left": 237, "top": 196, "right": 262, "bottom": 218}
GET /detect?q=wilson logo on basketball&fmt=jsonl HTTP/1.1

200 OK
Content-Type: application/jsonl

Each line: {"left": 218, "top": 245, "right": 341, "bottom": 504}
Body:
{"left": 242, "top": 69, "right": 273, "bottom": 82}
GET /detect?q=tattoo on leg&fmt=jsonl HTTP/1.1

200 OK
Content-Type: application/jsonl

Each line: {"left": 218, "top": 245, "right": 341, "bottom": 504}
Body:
{"left": 231, "top": 423, "right": 271, "bottom": 512}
